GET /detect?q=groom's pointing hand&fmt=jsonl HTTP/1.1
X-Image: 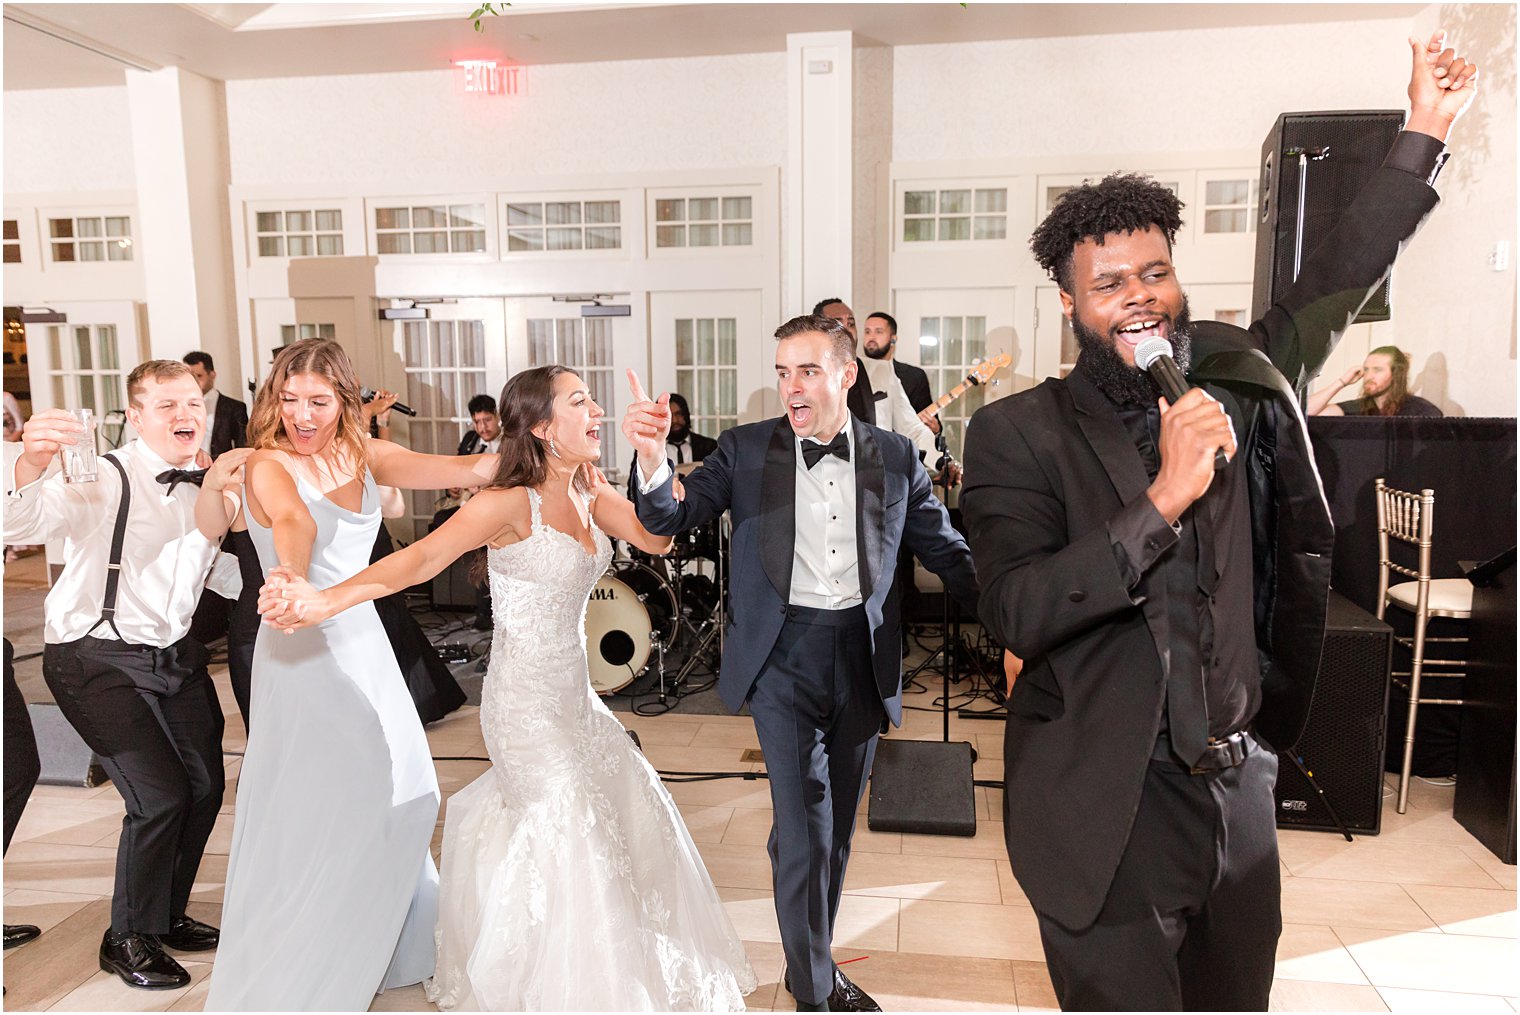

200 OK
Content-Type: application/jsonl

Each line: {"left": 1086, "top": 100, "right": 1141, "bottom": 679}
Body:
{"left": 622, "top": 368, "right": 673, "bottom": 476}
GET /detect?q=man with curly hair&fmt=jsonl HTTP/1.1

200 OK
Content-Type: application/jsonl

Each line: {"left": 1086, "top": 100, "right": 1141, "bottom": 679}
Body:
{"left": 961, "top": 34, "right": 1477, "bottom": 1010}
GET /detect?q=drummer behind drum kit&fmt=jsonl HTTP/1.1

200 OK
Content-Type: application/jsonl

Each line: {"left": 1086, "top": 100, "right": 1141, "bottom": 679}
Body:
{"left": 586, "top": 466, "right": 727, "bottom": 701}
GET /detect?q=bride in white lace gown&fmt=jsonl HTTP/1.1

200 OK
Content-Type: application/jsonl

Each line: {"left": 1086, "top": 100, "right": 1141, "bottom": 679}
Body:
{"left": 261, "top": 365, "right": 755, "bottom": 1011}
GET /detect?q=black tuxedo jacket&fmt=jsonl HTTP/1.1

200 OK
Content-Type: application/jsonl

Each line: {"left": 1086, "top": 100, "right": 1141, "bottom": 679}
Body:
{"left": 209, "top": 393, "right": 248, "bottom": 459}
{"left": 961, "top": 148, "right": 1441, "bottom": 931}
{"left": 623, "top": 431, "right": 717, "bottom": 500}
{"left": 634, "top": 415, "right": 977, "bottom": 722}
{"left": 893, "top": 360, "right": 934, "bottom": 415}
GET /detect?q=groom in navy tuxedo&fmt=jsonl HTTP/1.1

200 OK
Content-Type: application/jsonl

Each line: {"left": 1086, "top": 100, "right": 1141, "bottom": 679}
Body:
{"left": 626, "top": 314, "right": 979, "bottom": 1011}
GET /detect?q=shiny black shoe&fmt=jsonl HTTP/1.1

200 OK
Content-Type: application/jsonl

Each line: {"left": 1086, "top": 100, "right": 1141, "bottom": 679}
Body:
{"left": 155, "top": 914, "right": 219, "bottom": 952}
{"left": 3, "top": 924, "right": 40, "bottom": 950}
{"left": 786, "top": 968, "right": 881, "bottom": 1013}
{"left": 99, "top": 930, "right": 191, "bottom": 990}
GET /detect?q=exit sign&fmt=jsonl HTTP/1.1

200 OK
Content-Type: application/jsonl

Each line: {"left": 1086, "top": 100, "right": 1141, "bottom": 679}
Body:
{"left": 456, "top": 60, "right": 521, "bottom": 96}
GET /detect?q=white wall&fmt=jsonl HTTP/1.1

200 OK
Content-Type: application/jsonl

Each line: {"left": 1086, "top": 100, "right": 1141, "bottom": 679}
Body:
{"left": 223, "top": 52, "right": 788, "bottom": 188}
{"left": 3, "top": 86, "right": 136, "bottom": 193}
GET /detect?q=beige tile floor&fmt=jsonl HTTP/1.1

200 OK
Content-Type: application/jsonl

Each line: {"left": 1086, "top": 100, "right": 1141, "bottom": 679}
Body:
{"left": 3, "top": 557, "right": 1515, "bottom": 1011}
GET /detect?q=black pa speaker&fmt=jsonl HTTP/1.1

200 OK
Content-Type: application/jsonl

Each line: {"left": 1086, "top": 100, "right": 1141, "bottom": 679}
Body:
{"left": 868, "top": 738, "right": 977, "bottom": 836}
{"left": 1274, "top": 591, "right": 1392, "bottom": 835}
{"left": 1251, "top": 110, "right": 1405, "bottom": 330}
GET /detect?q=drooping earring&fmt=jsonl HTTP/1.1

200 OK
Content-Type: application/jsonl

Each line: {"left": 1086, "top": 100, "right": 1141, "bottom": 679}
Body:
{"left": 547, "top": 435, "right": 560, "bottom": 458}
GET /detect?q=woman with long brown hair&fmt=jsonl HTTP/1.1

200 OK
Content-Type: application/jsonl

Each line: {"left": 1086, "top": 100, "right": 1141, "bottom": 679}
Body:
{"left": 258, "top": 365, "right": 755, "bottom": 1011}
{"left": 206, "top": 339, "right": 499, "bottom": 1011}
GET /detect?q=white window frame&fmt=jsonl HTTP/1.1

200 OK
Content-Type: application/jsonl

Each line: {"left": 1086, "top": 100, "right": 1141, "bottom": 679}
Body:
{"left": 45, "top": 211, "right": 135, "bottom": 264}
{"left": 253, "top": 207, "right": 346, "bottom": 258}
{"left": 899, "top": 184, "right": 1010, "bottom": 246}
{"left": 502, "top": 193, "right": 625, "bottom": 256}
{"left": 3, "top": 217, "right": 21, "bottom": 264}
{"left": 365, "top": 196, "right": 498, "bottom": 260}
{"left": 646, "top": 187, "right": 759, "bottom": 256}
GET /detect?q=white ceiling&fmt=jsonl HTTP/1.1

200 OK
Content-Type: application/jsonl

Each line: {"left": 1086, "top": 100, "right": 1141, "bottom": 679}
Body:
{"left": 3, "top": 2, "right": 1429, "bottom": 91}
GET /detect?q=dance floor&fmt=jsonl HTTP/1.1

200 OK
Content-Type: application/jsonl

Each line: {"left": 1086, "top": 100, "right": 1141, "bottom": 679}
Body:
{"left": 3, "top": 554, "right": 1516, "bottom": 1011}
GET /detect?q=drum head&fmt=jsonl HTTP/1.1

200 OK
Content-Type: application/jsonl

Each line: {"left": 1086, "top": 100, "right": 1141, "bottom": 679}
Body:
{"left": 584, "top": 563, "right": 677, "bottom": 695}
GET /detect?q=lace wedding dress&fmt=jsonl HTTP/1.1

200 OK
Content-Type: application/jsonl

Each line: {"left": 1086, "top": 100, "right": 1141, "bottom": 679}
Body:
{"left": 425, "top": 487, "right": 755, "bottom": 1011}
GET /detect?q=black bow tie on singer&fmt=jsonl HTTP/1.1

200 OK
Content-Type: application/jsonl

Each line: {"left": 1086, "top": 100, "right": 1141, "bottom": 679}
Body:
{"left": 156, "top": 468, "right": 208, "bottom": 493}
{"left": 801, "top": 432, "right": 850, "bottom": 470}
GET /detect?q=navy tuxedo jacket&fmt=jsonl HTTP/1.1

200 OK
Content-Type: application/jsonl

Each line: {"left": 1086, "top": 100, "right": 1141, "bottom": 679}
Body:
{"left": 633, "top": 415, "right": 978, "bottom": 724}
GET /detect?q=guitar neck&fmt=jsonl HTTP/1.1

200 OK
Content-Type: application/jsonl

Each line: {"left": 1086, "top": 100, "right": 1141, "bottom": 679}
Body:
{"left": 922, "top": 377, "right": 976, "bottom": 420}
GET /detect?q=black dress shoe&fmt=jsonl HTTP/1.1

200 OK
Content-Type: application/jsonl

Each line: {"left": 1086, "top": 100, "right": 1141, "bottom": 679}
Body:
{"left": 786, "top": 968, "right": 881, "bottom": 1012}
{"left": 99, "top": 930, "right": 191, "bottom": 990}
{"left": 3, "top": 924, "right": 40, "bottom": 950}
{"left": 155, "top": 914, "right": 219, "bottom": 952}
{"left": 796, "top": 999, "right": 829, "bottom": 1012}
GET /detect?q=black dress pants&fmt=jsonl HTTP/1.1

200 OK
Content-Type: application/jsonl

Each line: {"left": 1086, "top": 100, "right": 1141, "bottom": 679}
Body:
{"left": 224, "top": 528, "right": 263, "bottom": 731}
{"left": 747, "top": 606, "right": 883, "bottom": 1007}
{"left": 3, "top": 638, "right": 41, "bottom": 855}
{"left": 1034, "top": 738, "right": 1282, "bottom": 1011}
{"left": 43, "top": 636, "right": 225, "bottom": 935}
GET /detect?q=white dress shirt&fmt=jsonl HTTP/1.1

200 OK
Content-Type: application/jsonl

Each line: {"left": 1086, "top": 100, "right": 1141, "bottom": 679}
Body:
{"left": 5, "top": 440, "right": 224, "bottom": 646}
{"left": 200, "top": 388, "right": 220, "bottom": 455}
{"left": 666, "top": 436, "right": 693, "bottom": 465}
{"left": 639, "top": 420, "right": 862, "bottom": 610}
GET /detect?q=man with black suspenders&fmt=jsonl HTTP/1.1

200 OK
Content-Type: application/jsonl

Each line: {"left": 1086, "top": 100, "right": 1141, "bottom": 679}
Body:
{"left": 6, "top": 360, "right": 249, "bottom": 990}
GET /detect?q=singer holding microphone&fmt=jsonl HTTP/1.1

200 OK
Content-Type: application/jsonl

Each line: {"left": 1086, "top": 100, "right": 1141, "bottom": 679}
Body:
{"left": 961, "top": 32, "right": 1477, "bottom": 1012}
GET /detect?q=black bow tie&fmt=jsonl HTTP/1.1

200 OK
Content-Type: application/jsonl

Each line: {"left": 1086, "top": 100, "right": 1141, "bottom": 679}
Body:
{"left": 156, "top": 468, "right": 207, "bottom": 494}
{"left": 801, "top": 432, "right": 850, "bottom": 470}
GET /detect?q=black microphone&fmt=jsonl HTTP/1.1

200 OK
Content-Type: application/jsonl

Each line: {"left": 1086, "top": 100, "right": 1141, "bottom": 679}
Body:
{"left": 361, "top": 387, "right": 417, "bottom": 417}
{"left": 1134, "top": 337, "right": 1228, "bottom": 472}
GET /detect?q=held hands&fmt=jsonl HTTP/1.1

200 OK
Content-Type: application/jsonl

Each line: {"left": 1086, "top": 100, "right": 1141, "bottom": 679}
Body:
{"left": 1146, "top": 388, "right": 1238, "bottom": 525}
{"left": 19, "top": 409, "right": 83, "bottom": 470}
{"left": 1407, "top": 30, "right": 1479, "bottom": 135}
{"left": 621, "top": 369, "right": 672, "bottom": 474}
{"left": 203, "top": 447, "right": 254, "bottom": 493}
{"left": 257, "top": 565, "right": 332, "bottom": 633}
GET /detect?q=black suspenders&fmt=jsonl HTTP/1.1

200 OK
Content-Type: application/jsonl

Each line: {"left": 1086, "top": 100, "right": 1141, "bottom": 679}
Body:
{"left": 85, "top": 454, "right": 131, "bottom": 640}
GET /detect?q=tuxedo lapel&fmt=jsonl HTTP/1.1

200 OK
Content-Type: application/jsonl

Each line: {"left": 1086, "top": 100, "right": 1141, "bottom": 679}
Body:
{"left": 758, "top": 418, "right": 797, "bottom": 601}
{"left": 1066, "top": 370, "right": 1150, "bottom": 507}
{"left": 852, "top": 417, "right": 885, "bottom": 601}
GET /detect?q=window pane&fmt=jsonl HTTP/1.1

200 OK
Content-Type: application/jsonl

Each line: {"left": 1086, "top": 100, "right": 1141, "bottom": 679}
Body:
{"left": 903, "top": 218, "right": 935, "bottom": 242}
{"left": 78, "top": 375, "right": 97, "bottom": 412}
{"left": 2, "top": 220, "right": 17, "bottom": 240}
{"left": 97, "top": 326, "right": 118, "bottom": 370}
{"left": 939, "top": 190, "right": 970, "bottom": 214}
{"left": 315, "top": 209, "right": 342, "bottom": 231}
{"left": 50, "top": 218, "right": 74, "bottom": 238}
{"left": 689, "top": 197, "right": 719, "bottom": 221}
{"left": 585, "top": 319, "right": 611, "bottom": 365}
{"left": 698, "top": 371, "right": 715, "bottom": 418}
{"left": 904, "top": 191, "right": 935, "bottom": 215}
{"left": 945, "top": 316, "right": 964, "bottom": 364}
{"left": 107, "top": 239, "right": 133, "bottom": 261}
{"left": 919, "top": 319, "right": 940, "bottom": 365}
{"left": 433, "top": 322, "right": 455, "bottom": 370}
{"left": 74, "top": 326, "right": 93, "bottom": 369}
{"left": 544, "top": 202, "right": 580, "bottom": 226}
{"left": 584, "top": 201, "right": 620, "bottom": 224}
{"left": 286, "top": 211, "right": 312, "bottom": 231}
{"left": 656, "top": 224, "right": 685, "bottom": 247}
{"left": 375, "top": 207, "right": 409, "bottom": 230}
{"left": 507, "top": 229, "right": 544, "bottom": 251}
{"left": 697, "top": 318, "right": 715, "bottom": 364}
{"left": 507, "top": 203, "right": 543, "bottom": 226}
{"left": 451, "top": 229, "right": 487, "bottom": 252}
{"left": 720, "top": 371, "right": 736, "bottom": 416}
{"left": 974, "top": 189, "right": 1008, "bottom": 214}
{"left": 377, "top": 233, "right": 411, "bottom": 254}
{"left": 256, "top": 211, "right": 282, "bottom": 233}
{"left": 413, "top": 231, "right": 448, "bottom": 253}
{"left": 450, "top": 204, "right": 485, "bottom": 228}
{"left": 722, "top": 196, "right": 752, "bottom": 221}
{"left": 76, "top": 218, "right": 102, "bottom": 237}
{"left": 718, "top": 319, "right": 736, "bottom": 366}
{"left": 105, "top": 216, "right": 131, "bottom": 237}
{"left": 545, "top": 227, "right": 583, "bottom": 250}
{"left": 1204, "top": 208, "right": 1247, "bottom": 234}
{"left": 413, "top": 206, "right": 445, "bottom": 229}
{"left": 655, "top": 199, "right": 684, "bottom": 222}
{"left": 53, "top": 242, "right": 76, "bottom": 261}
{"left": 722, "top": 223, "right": 752, "bottom": 246}
{"left": 973, "top": 216, "right": 1007, "bottom": 240}
{"left": 584, "top": 226, "right": 620, "bottom": 249}
{"left": 1206, "top": 179, "right": 1249, "bottom": 206}
{"left": 966, "top": 317, "right": 987, "bottom": 360}
{"left": 689, "top": 223, "right": 718, "bottom": 247}
{"left": 675, "top": 320, "right": 694, "bottom": 364}
{"left": 676, "top": 369, "right": 695, "bottom": 403}
{"left": 938, "top": 217, "right": 970, "bottom": 241}
{"left": 286, "top": 234, "right": 313, "bottom": 256}
{"left": 316, "top": 234, "right": 343, "bottom": 256}
{"left": 102, "top": 379, "right": 124, "bottom": 414}
{"left": 79, "top": 242, "right": 105, "bottom": 261}
{"left": 3, "top": 245, "right": 19, "bottom": 264}
{"left": 318, "top": 324, "right": 335, "bottom": 340}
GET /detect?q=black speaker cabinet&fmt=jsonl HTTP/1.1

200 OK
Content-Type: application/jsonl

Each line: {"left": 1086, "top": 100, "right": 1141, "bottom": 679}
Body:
{"left": 868, "top": 738, "right": 977, "bottom": 836}
{"left": 1274, "top": 591, "right": 1392, "bottom": 835}
{"left": 1251, "top": 110, "right": 1405, "bottom": 329}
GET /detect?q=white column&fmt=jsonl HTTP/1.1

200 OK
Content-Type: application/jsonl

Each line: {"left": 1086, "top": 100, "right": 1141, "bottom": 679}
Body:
{"left": 125, "top": 67, "right": 240, "bottom": 389}
{"left": 786, "top": 31, "right": 855, "bottom": 318}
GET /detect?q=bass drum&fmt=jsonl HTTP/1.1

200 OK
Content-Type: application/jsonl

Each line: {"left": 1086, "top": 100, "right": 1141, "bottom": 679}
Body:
{"left": 585, "top": 561, "right": 677, "bottom": 694}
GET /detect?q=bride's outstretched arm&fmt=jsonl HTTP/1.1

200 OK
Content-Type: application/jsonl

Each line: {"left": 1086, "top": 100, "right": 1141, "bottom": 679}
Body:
{"left": 585, "top": 466, "right": 674, "bottom": 556}
{"left": 260, "top": 486, "right": 526, "bottom": 632}
{"left": 367, "top": 438, "right": 499, "bottom": 492}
